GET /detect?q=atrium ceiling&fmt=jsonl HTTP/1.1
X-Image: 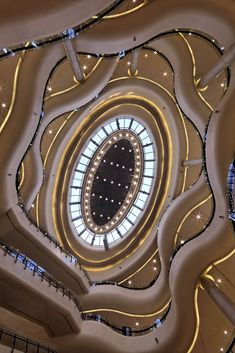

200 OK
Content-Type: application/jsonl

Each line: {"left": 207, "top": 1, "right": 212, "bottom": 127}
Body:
{"left": 0, "top": 1, "right": 234, "bottom": 353}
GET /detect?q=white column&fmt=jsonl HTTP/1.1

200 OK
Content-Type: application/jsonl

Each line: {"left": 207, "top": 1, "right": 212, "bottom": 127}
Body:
{"left": 198, "top": 43, "right": 235, "bottom": 88}
{"left": 130, "top": 48, "right": 140, "bottom": 76}
{"left": 201, "top": 277, "right": 235, "bottom": 326}
{"left": 182, "top": 159, "right": 202, "bottom": 167}
{"left": 63, "top": 38, "right": 84, "bottom": 82}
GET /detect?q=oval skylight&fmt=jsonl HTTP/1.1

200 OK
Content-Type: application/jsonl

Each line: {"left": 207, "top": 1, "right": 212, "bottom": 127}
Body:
{"left": 69, "top": 117, "right": 155, "bottom": 248}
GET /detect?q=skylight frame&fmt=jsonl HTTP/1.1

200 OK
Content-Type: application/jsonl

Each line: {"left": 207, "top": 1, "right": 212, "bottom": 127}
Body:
{"left": 69, "top": 116, "right": 156, "bottom": 248}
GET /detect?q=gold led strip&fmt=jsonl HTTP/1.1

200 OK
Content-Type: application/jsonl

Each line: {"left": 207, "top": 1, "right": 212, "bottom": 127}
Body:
{"left": 178, "top": 32, "right": 214, "bottom": 112}
{"left": 18, "top": 162, "right": 25, "bottom": 190}
{"left": 118, "top": 249, "right": 158, "bottom": 284}
{"left": 174, "top": 194, "right": 212, "bottom": 249}
{"left": 44, "top": 58, "right": 102, "bottom": 102}
{"left": 187, "top": 285, "right": 200, "bottom": 353}
{"left": 35, "top": 111, "right": 75, "bottom": 227}
{"left": 92, "top": 1, "right": 147, "bottom": 20}
{"left": 0, "top": 42, "right": 32, "bottom": 135}
{"left": 0, "top": 56, "right": 24, "bottom": 135}
{"left": 81, "top": 299, "right": 170, "bottom": 318}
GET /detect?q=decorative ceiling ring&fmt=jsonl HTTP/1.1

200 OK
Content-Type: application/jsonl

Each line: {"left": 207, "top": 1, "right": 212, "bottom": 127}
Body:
{"left": 52, "top": 98, "right": 172, "bottom": 268}
{"left": 35, "top": 77, "right": 189, "bottom": 272}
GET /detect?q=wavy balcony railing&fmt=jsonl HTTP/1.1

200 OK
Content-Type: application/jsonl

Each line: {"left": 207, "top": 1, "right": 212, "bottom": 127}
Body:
{"left": 0, "top": 0, "right": 126, "bottom": 59}
{"left": 0, "top": 326, "right": 56, "bottom": 353}
{"left": 17, "top": 200, "right": 92, "bottom": 285}
{"left": 81, "top": 302, "right": 171, "bottom": 337}
{"left": 0, "top": 239, "right": 172, "bottom": 337}
{"left": 0, "top": 240, "right": 82, "bottom": 312}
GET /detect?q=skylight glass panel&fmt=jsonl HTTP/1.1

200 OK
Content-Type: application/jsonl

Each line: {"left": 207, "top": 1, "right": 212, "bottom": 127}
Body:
{"left": 144, "top": 161, "right": 154, "bottom": 169}
{"left": 72, "top": 179, "right": 83, "bottom": 187}
{"left": 118, "top": 118, "right": 125, "bottom": 128}
{"left": 80, "top": 156, "right": 90, "bottom": 165}
{"left": 70, "top": 205, "right": 80, "bottom": 212}
{"left": 139, "top": 130, "right": 148, "bottom": 140}
{"left": 74, "top": 171, "right": 84, "bottom": 180}
{"left": 97, "top": 129, "right": 106, "bottom": 140}
{"left": 144, "top": 151, "right": 155, "bottom": 160}
{"left": 122, "top": 219, "right": 132, "bottom": 230}
{"left": 135, "top": 197, "right": 145, "bottom": 208}
{"left": 88, "top": 140, "right": 97, "bottom": 150}
{"left": 106, "top": 234, "right": 114, "bottom": 243}
{"left": 143, "top": 177, "right": 152, "bottom": 186}
{"left": 126, "top": 212, "right": 137, "bottom": 223}
{"left": 83, "top": 147, "right": 93, "bottom": 158}
{"left": 140, "top": 184, "right": 151, "bottom": 193}
{"left": 70, "top": 195, "right": 80, "bottom": 202}
{"left": 76, "top": 163, "right": 87, "bottom": 172}
{"left": 137, "top": 192, "right": 148, "bottom": 202}
{"left": 141, "top": 136, "right": 151, "bottom": 144}
{"left": 85, "top": 233, "right": 93, "bottom": 244}
{"left": 124, "top": 118, "right": 131, "bottom": 128}
{"left": 134, "top": 123, "right": 144, "bottom": 134}
{"left": 112, "top": 230, "right": 120, "bottom": 241}
{"left": 131, "top": 120, "right": 139, "bottom": 131}
{"left": 93, "top": 236, "right": 100, "bottom": 246}
{"left": 92, "top": 134, "right": 102, "bottom": 144}
{"left": 117, "top": 225, "right": 126, "bottom": 235}
{"left": 110, "top": 121, "right": 117, "bottom": 131}
{"left": 71, "top": 188, "right": 80, "bottom": 196}
{"left": 144, "top": 167, "right": 154, "bottom": 176}
{"left": 143, "top": 145, "right": 154, "bottom": 153}
{"left": 74, "top": 219, "right": 83, "bottom": 228}
{"left": 104, "top": 124, "right": 113, "bottom": 134}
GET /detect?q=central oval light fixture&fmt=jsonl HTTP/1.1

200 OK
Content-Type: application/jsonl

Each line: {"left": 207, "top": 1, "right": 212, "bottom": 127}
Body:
{"left": 69, "top": 116, "right": 155, "bottom": 248}
{"left": 82, "top": 130, "right": 143, "bottom": 234}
